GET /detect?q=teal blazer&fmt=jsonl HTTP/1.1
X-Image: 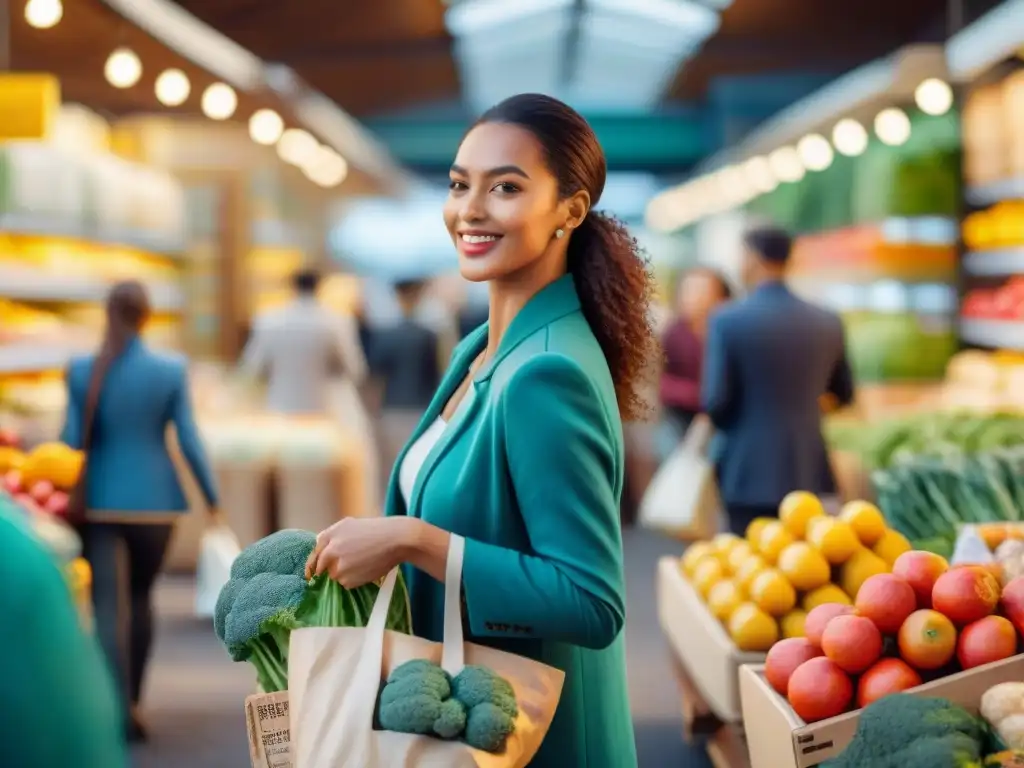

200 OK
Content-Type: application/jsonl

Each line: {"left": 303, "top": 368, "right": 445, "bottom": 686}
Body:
{"left": 61, "top": 337, "right": 219, "bottom": 514}
{"left": 0, "top": 497, "right": 128, "bottom": 766}
{"left": 386, "top": 275, "right": 638, "bottom": 767}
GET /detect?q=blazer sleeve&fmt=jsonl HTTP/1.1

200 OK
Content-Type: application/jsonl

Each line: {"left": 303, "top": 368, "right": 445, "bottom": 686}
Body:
{"left": 168, "top": 363, "right": 218, "bottom": 507}
{"left": 460, "top": 355, "right": 626, "bottom": 650}
{"left": 701, "top": 312, "right": 737, "bottom": 428}
{"left": 60, "top": 366, "right": 83, "bottom": 450}
{"left": 0, "top": 512, "right": 129, "bottom": 767}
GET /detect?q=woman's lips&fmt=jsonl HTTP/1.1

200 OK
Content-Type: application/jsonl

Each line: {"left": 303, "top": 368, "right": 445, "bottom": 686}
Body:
{"left": 459, "top": 233, "right": 502, "bottom": 257}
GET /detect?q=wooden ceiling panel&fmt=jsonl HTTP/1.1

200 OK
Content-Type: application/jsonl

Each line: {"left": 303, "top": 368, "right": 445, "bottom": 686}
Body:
{"left": 667, "top": 0, "right": 949, "bottom": 100}
{"left": 165, "top": 0, "right": 461, "bottom": 115}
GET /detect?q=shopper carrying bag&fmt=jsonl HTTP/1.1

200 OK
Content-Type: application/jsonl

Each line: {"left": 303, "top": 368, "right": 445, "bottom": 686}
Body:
{"left": 639, "top": 414, "right": 719, "bottom": 541}
{"left": 288, "top": 534, "right": 564, "bottom": 768}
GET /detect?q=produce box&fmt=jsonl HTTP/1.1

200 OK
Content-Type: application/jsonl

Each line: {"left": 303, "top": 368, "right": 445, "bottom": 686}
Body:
{"left": 739, "top": 655, "right": 1024, "bottom": 768}
{"left": 657, "top": 557, "right": 765, "bottom": 722}
{"left": 244, "top": 691, "right": 291, "bottom": 768}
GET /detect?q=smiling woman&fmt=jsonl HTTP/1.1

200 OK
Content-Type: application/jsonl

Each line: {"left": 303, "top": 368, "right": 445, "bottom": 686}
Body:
{"left": 310, "top": 94, "right": 655, "bottom": 768}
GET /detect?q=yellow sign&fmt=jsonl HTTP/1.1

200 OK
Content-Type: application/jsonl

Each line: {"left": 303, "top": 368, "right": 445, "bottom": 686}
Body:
{"left": 0, "top": 73, "right": 60, "bottom": 141}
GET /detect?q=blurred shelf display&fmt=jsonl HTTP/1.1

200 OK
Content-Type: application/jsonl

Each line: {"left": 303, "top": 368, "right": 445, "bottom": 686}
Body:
{"left": 959, "top": 318, "right": 1024, "bottom": 351}
{"left": 0, "top": 141, "right": 188, "bottom": 375}
{"left": 962, "top": 248, "right": 1024, "bottom": 276}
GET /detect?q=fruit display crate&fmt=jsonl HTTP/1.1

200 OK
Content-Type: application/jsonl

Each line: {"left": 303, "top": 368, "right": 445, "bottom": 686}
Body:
{"left": 740, "top": 656, "right": 1024, "bottom": 768}
{"left": 657, "top": 557, "right": 765, "bottom": 724}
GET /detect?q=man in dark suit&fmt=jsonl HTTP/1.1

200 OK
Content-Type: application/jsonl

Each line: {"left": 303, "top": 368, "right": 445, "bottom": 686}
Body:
{"left": 701, "top": 225, "right": 855, "bottom": 536}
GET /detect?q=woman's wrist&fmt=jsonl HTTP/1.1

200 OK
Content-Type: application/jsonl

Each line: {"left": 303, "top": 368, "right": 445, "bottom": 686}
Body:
{"left": 397, "top": 517, "right": 451, "bottom": 583}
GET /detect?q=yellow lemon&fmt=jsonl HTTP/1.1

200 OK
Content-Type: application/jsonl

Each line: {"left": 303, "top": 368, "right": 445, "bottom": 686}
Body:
{"left": 734, "top": 555, "right": 769, "bottom": 592}
{"left": 758, "top": 521, "right": 794, "bottom": 564}
{"left": 776, "top": 542, "right": 831, "bottom": 592}
{"left": 707, "top": 579, "right": 745, "bottom": 622}
{"left": 693, "top": 558, "right": 725, "bottom": 599}
{"left": 745, "top": 517, "right": 775, "bottom": 551}
{"left": 839, "top": 548, "right": 889, "bottom": 600}
{"left": 779, "top": 491, "right": 826, "bottom": 538}
{"left": 728, "top": 603, "right": 780, "bottom": 652}
{"left": 872, "top": 529, "right": 912, "bottom": 567}
{"left": 681, "top": 542, "right": 714, "bottom": 577}
{"left": 749, "top": 568, "right": 797, "bottom": 617}
{"left": 839, "top": 500, "right": 887, "bottom": 547}
{"left": 712, "top": 532, "right": 742, "bottom": 556}
{"left": 726, "top": 542, "right": 755, "bottom": 574}
{"left": 807, "top": 517, "right": 861, "bottom": 565}
{"left": 780, "top": 609, "right": 807, "bottom": 639}
{"left": 802, "top": 583, "right": 853, "bottom": 611}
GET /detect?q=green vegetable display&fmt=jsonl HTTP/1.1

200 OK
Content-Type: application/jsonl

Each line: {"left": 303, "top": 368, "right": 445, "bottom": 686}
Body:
{"left": 822, "top": 694, "right": 986, "bottom": 767}
{"left": 826, "top": 412, "right": 1024, "bottom": 470}
{"left": 214, "top": 529, "right": 413, "bottom": 692}
{"left": 377, "top": 659, "right": 518, "bottom": 753}
{"left": 873, "top": 449, "right": 1024, "bottom": 548}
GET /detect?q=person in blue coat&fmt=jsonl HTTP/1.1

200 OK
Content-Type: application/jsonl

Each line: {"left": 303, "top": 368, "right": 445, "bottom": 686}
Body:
{"left": 701, "top": 225, "right": 856, "bottom": 535}
{"left": 308, "top": 94, "right": 657, "bottom": 766}
{"left": 61, "top": 280, "right": 219, "bottom": 742}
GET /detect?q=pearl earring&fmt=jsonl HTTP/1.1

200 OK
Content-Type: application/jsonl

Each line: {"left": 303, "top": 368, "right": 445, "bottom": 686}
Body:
{"left": 555, "top": 228, "right": 565, "bottom": 239}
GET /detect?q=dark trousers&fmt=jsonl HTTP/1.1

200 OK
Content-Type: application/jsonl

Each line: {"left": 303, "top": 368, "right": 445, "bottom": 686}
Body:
{"left": 724, "top": 503, "right": 779, "bottom": 537}
{"left": 81, "top": 522, "right": 174, "bottom": 720}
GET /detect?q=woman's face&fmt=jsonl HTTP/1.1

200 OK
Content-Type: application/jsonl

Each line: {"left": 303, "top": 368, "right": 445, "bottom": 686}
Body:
{"left": 444, "top": 122, "right": 580, "bottom": 283}
{"left": 678, "top": 271, "right": 725, "bottom": 321}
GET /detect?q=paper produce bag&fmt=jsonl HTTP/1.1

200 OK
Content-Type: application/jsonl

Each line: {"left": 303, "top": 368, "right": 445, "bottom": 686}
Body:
{"left": 245, "top": 690, "right": 292, "bottom": 768}
{"left": 288, "top": 535, "right": 565, "bottom": 767}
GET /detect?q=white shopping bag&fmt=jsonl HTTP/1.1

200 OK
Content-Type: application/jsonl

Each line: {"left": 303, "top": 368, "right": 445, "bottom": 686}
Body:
{"left": 195, "top": 523, "right": 241, "bottom": 618}
{"left": 287, "top": 535, "right": 565, "bottom": 768}
{"left": 639, "top": 414, "right": 719, "bottom": 541}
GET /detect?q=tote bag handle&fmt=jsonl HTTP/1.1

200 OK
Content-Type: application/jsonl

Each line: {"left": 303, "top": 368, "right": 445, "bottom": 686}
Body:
{"left": 350, "top": 534, "right": 468, "bottom": 732}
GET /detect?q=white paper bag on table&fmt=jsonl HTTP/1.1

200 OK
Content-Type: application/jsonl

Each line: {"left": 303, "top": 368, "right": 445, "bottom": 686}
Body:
{"left": 194, "top": 523, "right": 240, "bottom": 618}
{"left": 639, "top": 414, "right": 719, "bottom": 540}
{"left": 287, "top": 535, "right": 565, "bottom": 767}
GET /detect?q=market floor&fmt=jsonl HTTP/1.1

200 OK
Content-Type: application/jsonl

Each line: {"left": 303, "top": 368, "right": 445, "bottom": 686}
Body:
{"left": 133, "top": 527, "right": 713, "bottom": 768}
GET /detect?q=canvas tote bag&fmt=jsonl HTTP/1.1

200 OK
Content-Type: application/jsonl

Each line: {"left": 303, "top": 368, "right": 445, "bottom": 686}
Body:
{"left": 638, "top": 414, "right": 719, "bottom": 541}
{"left": 288, "top": 534, "right": 566, "bottom": 768}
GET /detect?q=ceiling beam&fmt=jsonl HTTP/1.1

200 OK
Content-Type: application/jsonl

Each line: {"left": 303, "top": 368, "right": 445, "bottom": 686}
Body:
{"left": 271, "top": 34, "right": 453, "bottom": 64}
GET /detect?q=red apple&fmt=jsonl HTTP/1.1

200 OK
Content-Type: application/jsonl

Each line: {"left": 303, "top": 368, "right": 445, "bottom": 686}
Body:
{"left": 0, "top": 428, "right": 19, "bottom": 448}
{"left": 3, "top": 470, "right": 22, "bottom": 495}
{"left": 44, "top": 491, "right": 68, "bottom": 517}
{"left": 1001, "top": 576, "right": 1024, "bottom": 637}
{"left": 30, "top": 480, "right": 54, "bottom": 504}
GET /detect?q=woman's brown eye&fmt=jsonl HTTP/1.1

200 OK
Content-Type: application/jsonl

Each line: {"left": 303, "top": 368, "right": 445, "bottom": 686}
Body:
{"left": 448, "top": 180, "right": 467, "bottom": 191}
{"left": 494, "top": 182, "right": 518, "bottom": 194}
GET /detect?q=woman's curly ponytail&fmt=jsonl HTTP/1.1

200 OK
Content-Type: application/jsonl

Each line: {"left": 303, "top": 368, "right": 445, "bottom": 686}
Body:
{"left": 479, "top": 94, "right": 659, "bottom": 420}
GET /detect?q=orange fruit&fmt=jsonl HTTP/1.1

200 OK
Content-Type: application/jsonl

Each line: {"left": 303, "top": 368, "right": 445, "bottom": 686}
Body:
{"left": 728, "top": 603, "right": 779, "bottom": 652}
{"left": 692, "top": 558, "right": 725, "bottom": 599}
{"left": 839, "top": 501, "right": 887, "bottom": 546}
{"left": 749, "top": 568, "right": 797, "bottom": 617}
{"left": 807, "top": 518, "right": 860, "bottom": 565}
{"left": 780, "top": 609, "right": 808, "bottom": 639}
{"left": 777, "top": 542, "right": 831, "bottom": 592}
{"left": 726, "top": 542, "right": 755, "bottom": 573}
{"left": 803, "top": 584, "right": 852, "bottom": 612}
{"left": 734, "top": 555, "right": 769, "bottom": 592}
{"left": 707, "top": 580, "right": 745, "bottom": 622}
{"left": 681, "top": 542, "right": 715, "bottom": 577}
{"left": 872, "top": 529, "right": 912, "bottom": 567}
{"left": 745, "top": 517, "right": 775, "bottom": 552}
{"left": 758, "top": 522, "right": 794, "bottom": 564}
{"left": 779, "top": 491, "right": 825, "bottom": 538}
{"left": 898, "top": 609, "right": 957, "bottom": 671}
{"left": 932, "top": 567, "right": 1000, "bottom": 626}
{"left": 839, "top": 548, "right": 889, "bottom": 601}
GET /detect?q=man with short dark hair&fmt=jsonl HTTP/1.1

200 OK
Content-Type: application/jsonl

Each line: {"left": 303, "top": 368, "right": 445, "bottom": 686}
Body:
{"left": 701, "top": 225, "right": 855, "bottom": 535}
{"left": 241, "top": 268, "right": 366, "bottom": 414}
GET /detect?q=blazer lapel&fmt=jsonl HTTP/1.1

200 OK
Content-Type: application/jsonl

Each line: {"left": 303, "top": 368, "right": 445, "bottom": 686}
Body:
{"left": 384, "top": 325, "right": 487, "bottom": 517}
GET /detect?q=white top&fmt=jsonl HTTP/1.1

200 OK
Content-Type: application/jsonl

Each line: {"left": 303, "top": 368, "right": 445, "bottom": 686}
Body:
{"left": 399, "top": 416, "right": 447, "bottom": 507}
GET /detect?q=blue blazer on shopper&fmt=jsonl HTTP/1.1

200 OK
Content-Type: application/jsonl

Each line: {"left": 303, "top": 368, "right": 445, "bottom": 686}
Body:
{"left": 702, "top": 280, "right": 855, "bottom": 507}
{"left": 386, "top": 275, "right": 637, "bottom": 768}
{"left": 60, "top": 336, "right": 218, "bottom": 514}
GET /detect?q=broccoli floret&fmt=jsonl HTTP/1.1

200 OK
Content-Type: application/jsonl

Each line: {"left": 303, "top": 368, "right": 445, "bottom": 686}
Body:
{"left": 214, "top": 528, "right": 413, "bottom": 692}
{"left": 377, "top": 660, "right": 468, "bottom": 741}
{"left": 464, "top": 702, "right": 516, "bottom": 753}
{"left": 822, "top": 696, "right": 986, "bottom": 768}
{"left": 450, "top": 666, "right": 518, "bottom": 753}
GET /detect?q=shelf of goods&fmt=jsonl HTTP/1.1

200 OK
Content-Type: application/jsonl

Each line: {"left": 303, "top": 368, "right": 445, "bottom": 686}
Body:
{"left": 666, "top": 490, "right": 1024, "bottom": 766}
{"left": 961, "top": 66, "right": 1024, "bottom": 352}
{"left": 788, "top": 218, "right": 959, "bottom": 384}
{"left": 0, "top": 142, "right": 187, "bottom": 430}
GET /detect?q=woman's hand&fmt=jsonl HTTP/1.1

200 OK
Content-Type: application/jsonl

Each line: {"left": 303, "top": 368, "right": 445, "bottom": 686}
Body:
{"left": 305, "top": 516, "right": 415, "bottom": 589}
